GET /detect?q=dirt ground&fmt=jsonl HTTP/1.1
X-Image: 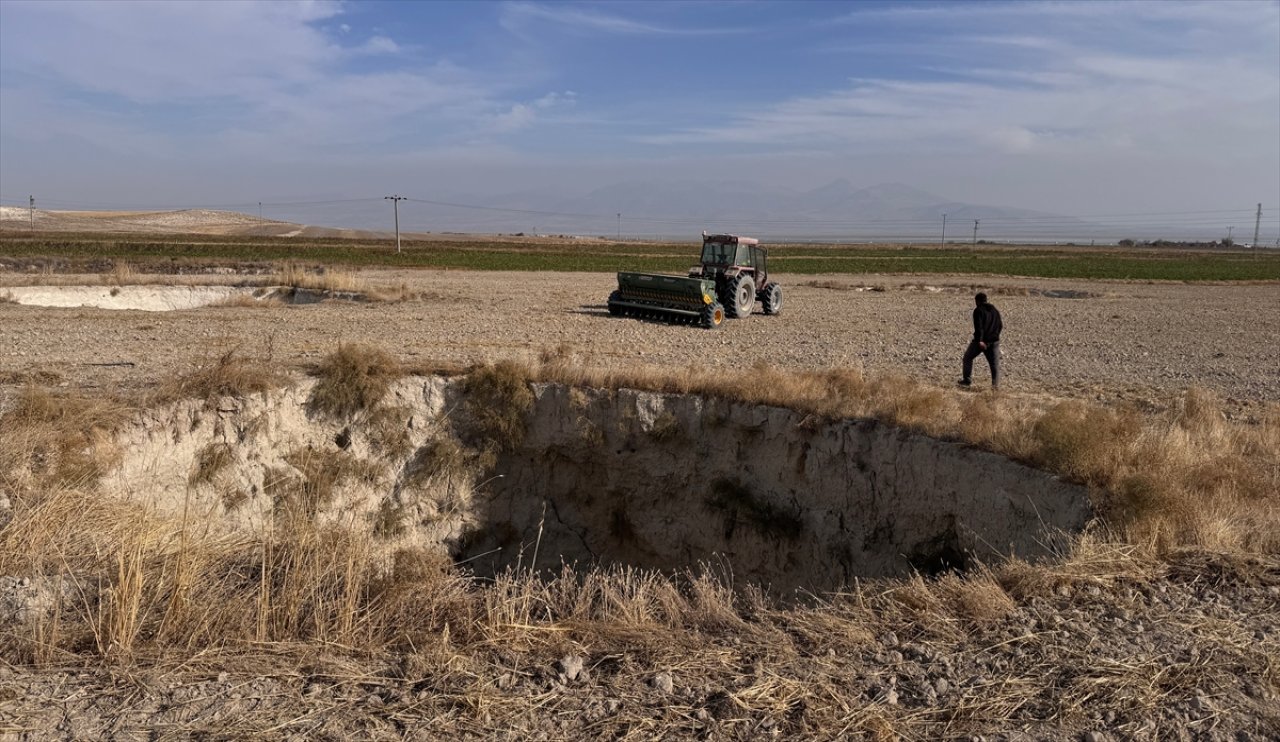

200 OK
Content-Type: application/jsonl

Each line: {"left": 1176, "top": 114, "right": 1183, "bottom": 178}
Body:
{"left": 2, "top": 270, "right": 1277, "bottom": 415}
{"left": 2, "top": 267, "right": 1279, "bottom": 740}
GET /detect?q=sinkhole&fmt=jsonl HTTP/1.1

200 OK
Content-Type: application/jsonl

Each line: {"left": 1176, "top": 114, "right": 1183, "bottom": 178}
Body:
{"left": 104, "top": 376, "right": 1093, "bottom": 596}
{"left": 1, "top": 284, "right": 361, "bottom": 311}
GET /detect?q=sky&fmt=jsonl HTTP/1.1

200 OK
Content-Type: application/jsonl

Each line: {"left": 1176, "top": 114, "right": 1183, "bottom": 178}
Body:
{"left": 1, "top": 0, "right": 1278, "bottom": 238}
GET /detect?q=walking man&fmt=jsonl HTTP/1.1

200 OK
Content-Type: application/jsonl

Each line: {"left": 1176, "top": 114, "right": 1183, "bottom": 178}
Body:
{"left": 960, "top": 292, "right": 1002, "bottom": 389}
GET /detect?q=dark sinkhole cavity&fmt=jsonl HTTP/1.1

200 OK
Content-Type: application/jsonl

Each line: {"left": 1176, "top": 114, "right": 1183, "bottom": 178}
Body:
{"left": 452, "top": 384, "right": 1092, "bottom": 596}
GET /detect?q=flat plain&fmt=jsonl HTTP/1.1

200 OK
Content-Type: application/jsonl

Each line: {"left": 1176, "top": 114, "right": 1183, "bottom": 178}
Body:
{"left": 2, "top": 223, "right": 1278, "bottom": 740}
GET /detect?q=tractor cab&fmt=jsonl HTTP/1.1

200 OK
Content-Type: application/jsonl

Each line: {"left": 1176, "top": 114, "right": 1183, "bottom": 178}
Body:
{"left": 688, "top": 233, "right": 780, "bottom": 318}
{"left": 697, "top": 234, "right": 762, "bottom": 276}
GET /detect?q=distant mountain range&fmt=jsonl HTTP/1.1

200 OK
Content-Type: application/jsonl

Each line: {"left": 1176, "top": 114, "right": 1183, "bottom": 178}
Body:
{"left": 408, "top": 180, "right": 1099, "bottom": 242}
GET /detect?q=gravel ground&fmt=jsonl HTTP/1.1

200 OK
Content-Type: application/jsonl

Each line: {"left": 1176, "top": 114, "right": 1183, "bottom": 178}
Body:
{"left": 1, "top": 553, "right": 1276, "bottom": 740}
{"left": 2, "top": 270, "right": 1277, "bottom": 412}
{"left": 2, "top": 268, "right": 1279, "bottom": 740}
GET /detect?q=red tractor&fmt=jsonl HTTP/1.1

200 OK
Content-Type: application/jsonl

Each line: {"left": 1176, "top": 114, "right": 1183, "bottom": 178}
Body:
{"left": 688, "top": 232, "right": 782, "bottom": 318}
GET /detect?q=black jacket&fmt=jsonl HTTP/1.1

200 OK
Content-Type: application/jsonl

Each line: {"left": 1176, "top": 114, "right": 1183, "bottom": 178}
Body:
{"left": 972, "top": 304, "right": 1002, "bottom": 344}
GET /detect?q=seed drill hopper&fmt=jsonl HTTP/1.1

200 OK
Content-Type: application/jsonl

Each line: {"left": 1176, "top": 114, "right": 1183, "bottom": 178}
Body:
{"left": 607, "top": 233, "right": 782, "bottom": 329}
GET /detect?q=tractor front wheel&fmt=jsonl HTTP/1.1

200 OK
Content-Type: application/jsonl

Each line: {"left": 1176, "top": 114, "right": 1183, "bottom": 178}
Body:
{"left": 607, "top": 290, "right": 624, "bottom": 316}
{"left": 701, "top": 301, "right": 726, "bottom": 329}
{"left": 761, "top": 283, "right": 783, "bottom": 315}
{"left": 724, "top": 275, "right": 756, "bottom": 318}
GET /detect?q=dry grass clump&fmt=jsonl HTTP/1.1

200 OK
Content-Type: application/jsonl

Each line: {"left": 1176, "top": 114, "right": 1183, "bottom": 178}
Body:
{"left": 404, "top": 436, "right": 470, "bottom": 489}
{"left": 306, "top": 343, "right": 403, "bottom": 420}
{"left": 273, "top": 262, "right": 415, "bottom": 301}
{"left": 365, "top": 405, "right": 416, "bottom": 459}
{"left": 0, "top": 387, "right": 130, "bottom": 491}
{"left": 274, "top": 262, "right": 370, "bottom": 294}
{"left": 271, "top": 448, "right": 382, "bottom": 522}
{"left": 0, "top": 368, "right": 63, "bottom": 386}
{"left": 150, "top": 349, "right": 290, "bottom": 407}
{"left": 97, "top": 260, "right": 137, "bottom": 285}
{"left": 458, "top": 361, "right": 535, "bottom": 451}
{"left": 188, "top": 442, "right": 234, "bottom": 487}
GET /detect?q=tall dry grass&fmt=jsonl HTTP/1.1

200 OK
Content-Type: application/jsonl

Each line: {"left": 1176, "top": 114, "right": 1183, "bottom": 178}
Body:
{"left": 272, "top": 263, "right": 412, "bottom": 301}
{"left": 0, "top": 341, "right": 1275, "bottom": 740}
{"left": 273, "top": 262, "right": 370, "bottom": 294}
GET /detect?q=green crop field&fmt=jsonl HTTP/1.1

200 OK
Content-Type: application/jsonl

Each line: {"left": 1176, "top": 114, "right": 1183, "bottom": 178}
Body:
{"left": 2, "top": 230, "right": 1278, "bottom": 281}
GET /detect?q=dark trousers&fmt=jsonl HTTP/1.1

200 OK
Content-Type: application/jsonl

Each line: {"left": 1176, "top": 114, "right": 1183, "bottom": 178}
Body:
{"left": 962, "top": 340, "right": 1000, "bottom": 387}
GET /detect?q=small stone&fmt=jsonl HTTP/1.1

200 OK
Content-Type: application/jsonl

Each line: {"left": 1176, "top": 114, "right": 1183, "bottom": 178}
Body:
{"left": 217, "top": 672, "right": 229, "bottom": 684}
{"left": 558, "top": 654, "right": 584, "bottom": 682}
{"left": 1084, "top": 732, "right": 1109, "bottom": 742}
{"left": 696, "top": 709, "right": 710, "bottom": 721}
{"left": 934, "top": 679, "right": 950, "bottom": 696}
{"left": 884, "top": 688, "right": 899, "bottom": 706}
{"left": 651, "top": 673, "right": 674, "bottom": 694}
{"left": 606, "top": 699, "right": 621, "bottom": 714}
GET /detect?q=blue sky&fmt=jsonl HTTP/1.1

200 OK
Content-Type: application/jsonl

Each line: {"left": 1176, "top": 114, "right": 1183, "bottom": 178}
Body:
{"left": 1, "top": 0, "right": 1278, "bottom": 231}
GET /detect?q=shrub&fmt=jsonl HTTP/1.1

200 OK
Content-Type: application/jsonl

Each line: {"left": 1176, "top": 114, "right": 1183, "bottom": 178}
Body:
{"left": 307, "top": 344, "right": 403, "bottom": 420}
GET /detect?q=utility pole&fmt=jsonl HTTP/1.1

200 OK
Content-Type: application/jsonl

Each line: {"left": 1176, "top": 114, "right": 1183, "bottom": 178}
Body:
{"left": 1227, "top": 226, "right": 1234, "bottom": 244}
{"left": 384, "top": 195, "right": 404, "bottom": 254}
{"left": 616, "top": 213, "right": 621, "bottom": 241}
{"left": 972, "top": 219, "right": 979, "bottom": 245}
{"left": 1253, "top": 203, "right": 1262, "bottom": 248}
{"left": 941, "top": 213, "right": 948, "bottom": 246}
{"left": 28, "top": 195, "right": 34, "bottom": 230}
{"left": 258, "top": 201, "right": 262, "bottom": 220}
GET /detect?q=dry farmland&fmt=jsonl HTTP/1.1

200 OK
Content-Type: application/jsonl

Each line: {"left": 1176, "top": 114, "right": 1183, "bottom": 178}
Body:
{"left": 1, "top": 235, "right": 1279, "bottom": 740}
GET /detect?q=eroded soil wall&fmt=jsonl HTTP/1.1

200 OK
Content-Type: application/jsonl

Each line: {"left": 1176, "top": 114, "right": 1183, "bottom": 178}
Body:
{"left": 98, "top": 376, "right": 1091, "bottom": 595}
{"left": 461, "top": 384, "right": 1091, "bottom": 593}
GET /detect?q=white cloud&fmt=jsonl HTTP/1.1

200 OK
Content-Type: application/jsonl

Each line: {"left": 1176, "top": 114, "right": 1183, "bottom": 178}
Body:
{"left": 534, "top": 91, "right": 576, "bottom": 109}
{"left": 493, "top": 103, "right": 537, "bottom": 132}
{"left": 499, "top": 2, "right": 751, "bottom": 37}
{"left": 487, "top": 90, "right": 577, "bottom": 132}
{"left": 0, "top": 0, "right": 542, "bottom": 157}
{"left": 641, "top": 4, "right": 1280, "bottom": 167}
{"left": 985, "top": 126, "right": 1037, "bottom": 154}
{"left": 355, "top": 36, "right": 401, "bottom": 55}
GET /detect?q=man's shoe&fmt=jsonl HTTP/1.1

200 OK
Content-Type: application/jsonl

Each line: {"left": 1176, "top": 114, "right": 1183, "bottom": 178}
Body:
{"left": 958, "top": 379, "right": 972, "bottom": 387}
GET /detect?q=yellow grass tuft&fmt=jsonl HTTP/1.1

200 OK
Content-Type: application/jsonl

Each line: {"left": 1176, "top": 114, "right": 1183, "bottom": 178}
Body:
{"left": 306, "top": 343, "right": 403, "bottom": 419}
{"left": 150, "top": 349, "right": 290, "bottom": 406}
{"left": 458, "top": 360, "right": 535, "bottom": 451}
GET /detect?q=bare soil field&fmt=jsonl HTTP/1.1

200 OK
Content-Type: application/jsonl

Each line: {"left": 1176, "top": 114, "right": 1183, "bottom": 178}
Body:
{"left": 2, "top": 269, "right": 1277, "bottom": 414}
{"left": 1, "top": 254, "right": 1278, "bottom": 740}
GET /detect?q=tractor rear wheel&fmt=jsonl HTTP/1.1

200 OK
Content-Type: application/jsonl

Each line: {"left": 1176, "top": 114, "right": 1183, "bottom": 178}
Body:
{"left": 607, "top": 291, "right": 623, "bottom": 316}
{"left": 724, "top": 275, "right": 756, "bottom": 318}
{"left": 701, "top": 301, "right": 726, "bottom": 329}
{"left": 761, "top": 283, "right": 783, "bottom": 315}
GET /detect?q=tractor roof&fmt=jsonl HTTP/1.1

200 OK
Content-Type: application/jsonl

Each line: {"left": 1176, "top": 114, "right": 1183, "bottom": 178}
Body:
{"left": 702, "top": 233, "right": 759, "bottom": 246}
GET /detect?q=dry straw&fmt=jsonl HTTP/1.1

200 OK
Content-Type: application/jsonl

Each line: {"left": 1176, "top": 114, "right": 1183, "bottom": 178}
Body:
{"left": 0, "top": 344, "right": 1275, "bottom": 737}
